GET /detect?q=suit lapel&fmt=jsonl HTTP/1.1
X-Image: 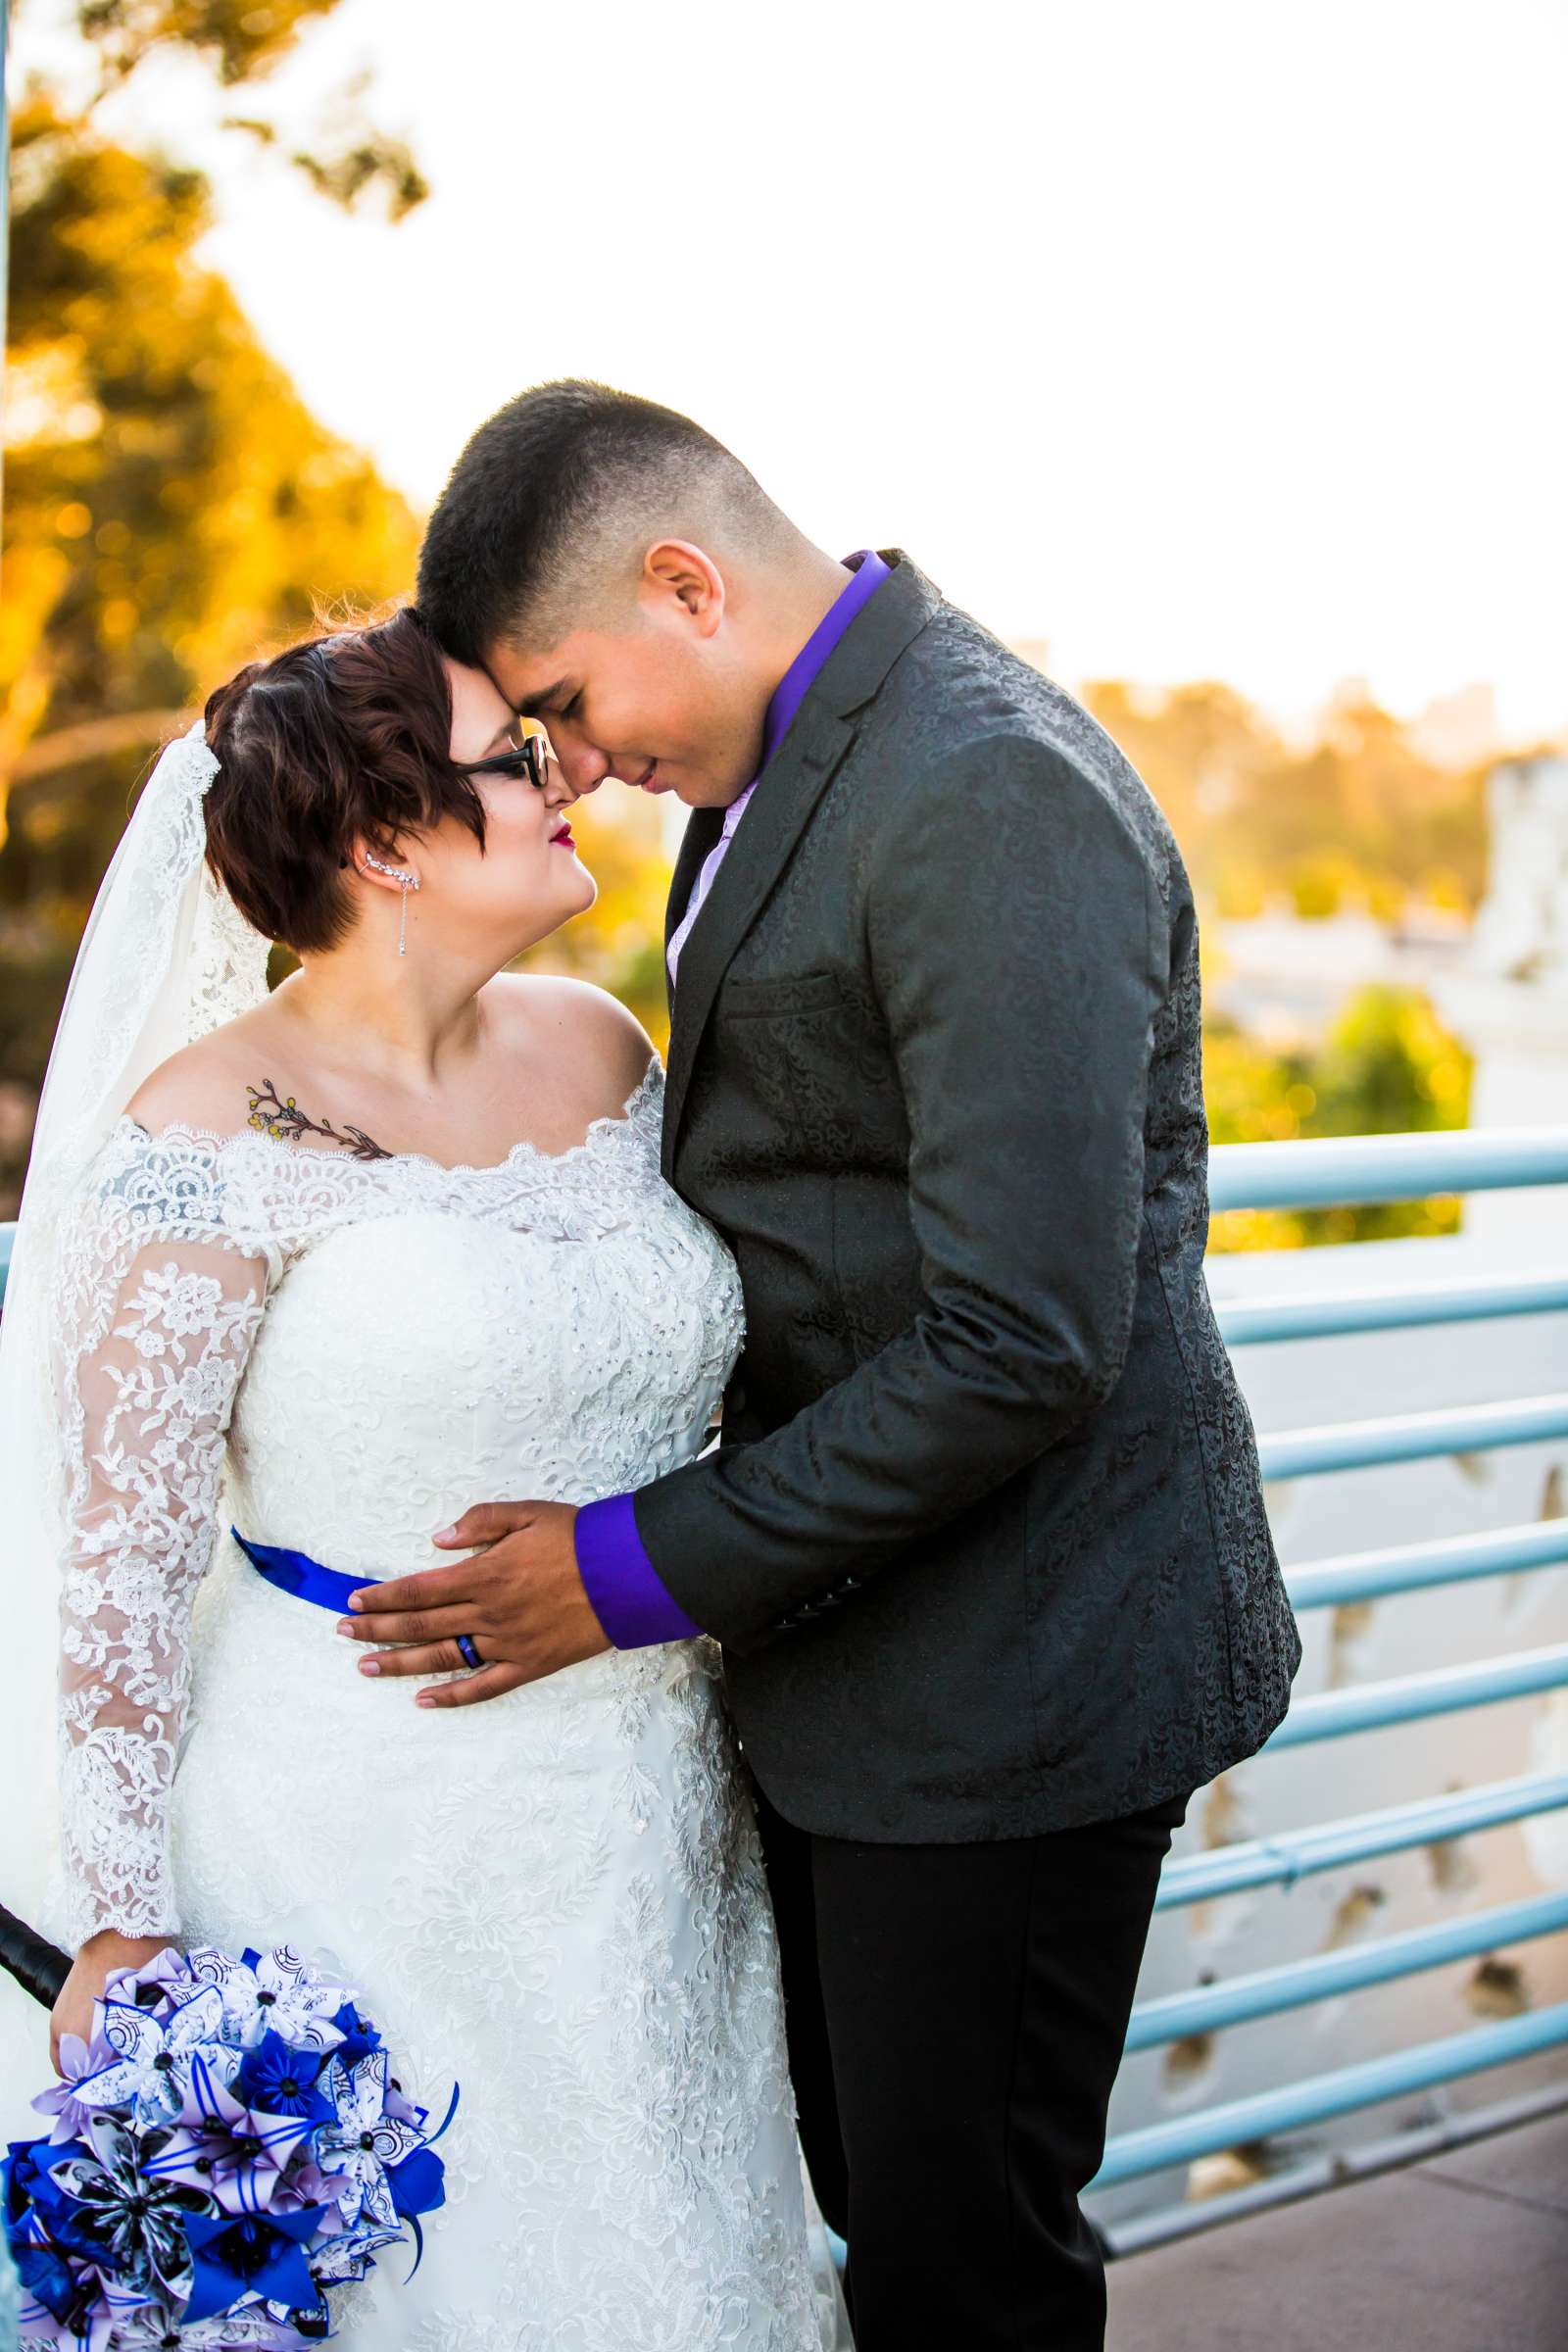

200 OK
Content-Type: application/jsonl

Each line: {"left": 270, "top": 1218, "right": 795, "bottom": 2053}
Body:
{"left": 662, "top": 707, "right": 858, "bottom": 1179}
{"left": 660, "top": 553, "right": 942, "bottom": 1180}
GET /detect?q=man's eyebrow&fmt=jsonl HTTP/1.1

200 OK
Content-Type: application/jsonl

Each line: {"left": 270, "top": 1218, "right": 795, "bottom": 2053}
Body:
{"left": 516, "top": 678, "right": 568, "bottom": 718}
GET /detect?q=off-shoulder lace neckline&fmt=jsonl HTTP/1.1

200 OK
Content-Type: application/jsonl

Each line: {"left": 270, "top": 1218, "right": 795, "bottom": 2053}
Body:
{"left": 116, "top": 1056, "right": 662, "bottom": 1179}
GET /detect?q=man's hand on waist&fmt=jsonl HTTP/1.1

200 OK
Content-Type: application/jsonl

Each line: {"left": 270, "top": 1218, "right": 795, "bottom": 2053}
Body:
{"left": 337, "top": 1500, "right": 610, "bottom": 1707}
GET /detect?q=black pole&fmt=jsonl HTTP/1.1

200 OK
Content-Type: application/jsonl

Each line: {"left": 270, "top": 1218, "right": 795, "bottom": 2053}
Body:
{"left": 0, "top": 1904, "right": 70, "bottom": 2008}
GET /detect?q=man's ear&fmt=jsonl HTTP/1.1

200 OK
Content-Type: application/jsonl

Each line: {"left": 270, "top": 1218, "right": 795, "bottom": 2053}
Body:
{"left": 641, "top": 540, "right": 725, "bottom": 639}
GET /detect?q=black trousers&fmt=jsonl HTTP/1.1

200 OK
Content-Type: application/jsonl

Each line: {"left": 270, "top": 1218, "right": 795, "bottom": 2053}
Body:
{"left": 753, "top": 1781, "right": 1191, "bottom": 2352}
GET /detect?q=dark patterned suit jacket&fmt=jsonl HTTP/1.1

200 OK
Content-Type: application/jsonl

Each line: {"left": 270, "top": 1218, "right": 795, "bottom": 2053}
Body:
{"left": 636, "top": 553, "right": 1301, "bottom": 1841}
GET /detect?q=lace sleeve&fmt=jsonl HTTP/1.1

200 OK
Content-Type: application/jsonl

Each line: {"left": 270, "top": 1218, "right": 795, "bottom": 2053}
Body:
{"left": 54, "top": 1126, "right": 271, "bottom": 1947}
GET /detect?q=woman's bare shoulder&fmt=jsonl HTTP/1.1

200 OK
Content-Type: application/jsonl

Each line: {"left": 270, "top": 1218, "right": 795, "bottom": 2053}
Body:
{"left": 122, "top": 1010, "right": 279, "bottom": 1142}
{"left": 484, "top": 973, "right": 657, "bottom": 1102}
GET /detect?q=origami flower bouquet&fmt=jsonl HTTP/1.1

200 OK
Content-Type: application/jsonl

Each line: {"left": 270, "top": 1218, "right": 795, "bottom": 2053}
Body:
{"left": 3, "top": 1944, "right": 454, "bottom": 2348}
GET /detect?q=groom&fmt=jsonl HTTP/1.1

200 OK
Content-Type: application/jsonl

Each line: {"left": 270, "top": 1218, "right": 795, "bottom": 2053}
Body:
{"left": 357, "top": 382, "right": 1302, "bottom": 2347}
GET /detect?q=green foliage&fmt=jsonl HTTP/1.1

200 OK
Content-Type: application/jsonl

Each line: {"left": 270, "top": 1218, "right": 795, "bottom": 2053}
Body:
{"left": 1206, "top": 985, "right": 1474, "bottom": 1251}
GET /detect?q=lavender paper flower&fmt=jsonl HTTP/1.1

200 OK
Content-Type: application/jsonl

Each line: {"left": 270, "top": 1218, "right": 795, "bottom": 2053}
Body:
{"left": 74, "top": 1988, "right": 238, "bottom": 2131}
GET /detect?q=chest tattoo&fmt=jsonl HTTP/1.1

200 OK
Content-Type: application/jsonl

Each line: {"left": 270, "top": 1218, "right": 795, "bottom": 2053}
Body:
{"left": 247, "top": 1077, "right": 393, "bottom": 1161}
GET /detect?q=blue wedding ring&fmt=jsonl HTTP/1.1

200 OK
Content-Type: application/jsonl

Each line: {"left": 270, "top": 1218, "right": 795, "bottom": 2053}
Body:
{"left": 233, "top": 1531, "right": 486, "bottom": 1674}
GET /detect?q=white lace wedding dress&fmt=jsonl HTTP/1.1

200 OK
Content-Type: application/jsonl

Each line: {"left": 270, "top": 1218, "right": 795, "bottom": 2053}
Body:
{"left": 37, "top": 1058, "right": 848, "bottom": 2351}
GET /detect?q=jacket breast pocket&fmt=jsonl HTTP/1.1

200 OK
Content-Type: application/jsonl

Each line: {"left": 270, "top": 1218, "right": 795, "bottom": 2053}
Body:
{"left": 721, "top": 970, "right": 849, "bottom": 1020}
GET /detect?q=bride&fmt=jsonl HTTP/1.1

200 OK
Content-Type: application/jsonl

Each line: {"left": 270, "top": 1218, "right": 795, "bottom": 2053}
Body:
{"left": 0, "top": 609, "right": 849, "bottom": 2349}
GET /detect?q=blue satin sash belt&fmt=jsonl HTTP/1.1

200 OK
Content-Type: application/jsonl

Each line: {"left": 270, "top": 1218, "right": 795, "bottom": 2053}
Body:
{"left": 230, "top": 1528, "right": 366, "bottom": 1615}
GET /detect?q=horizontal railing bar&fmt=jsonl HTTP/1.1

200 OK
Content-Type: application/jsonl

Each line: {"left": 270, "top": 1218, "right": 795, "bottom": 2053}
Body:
{"left": 1155, "top": 1770, "right": 1568, "bottom": 1907}
{"left": 1125, "top": 1888, "right": 1568, "bottom": 2048}
{"left": 1261, "top": 1643, "right": 1568, "bottom": 1750}
{"left": 5, "top": 1132, "right": 1565, "bottom": 1287}
{"left": 1215, "top": 1270, "right": 1568, "bottom": 1346}
{"left": 1256, "top": 1393, "right": 1568, "bottom": 1481}
{"left": 1284, "top": 1520, "right": 1568, "bottom": 1609}
{"left": 1096, "top": 2081, "right": 1568, "bottom": 2254}
{"left": 4, "top": 1139, "right": 1566, "bottom": 1304}
{"left": 1209, "top": 1126, "right": 1568, "bottom": 1211}
{"left": 1092, "top": 1999, "right": 1568, "bottom": 2187}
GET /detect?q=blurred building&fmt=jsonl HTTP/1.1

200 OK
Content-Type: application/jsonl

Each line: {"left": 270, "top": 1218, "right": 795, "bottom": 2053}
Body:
{"left": 1439, "top": 755, "right": 1568, "bottom": 1241}
{"left": 1207, "top": 905, "right": 1470, "bottom": 1053}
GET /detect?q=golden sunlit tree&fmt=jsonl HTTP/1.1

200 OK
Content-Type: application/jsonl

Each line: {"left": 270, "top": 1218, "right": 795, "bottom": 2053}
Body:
{"left": 1080, "top": 676, "right": 1493, "bottom": 921}
{"left": 0, "top": 1, "right": 431, "bottom": 1202}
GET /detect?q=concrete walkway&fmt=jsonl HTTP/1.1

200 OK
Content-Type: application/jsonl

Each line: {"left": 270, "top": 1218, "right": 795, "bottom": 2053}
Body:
{"left": 1104, "top": 2108, "right": 1568, "bottom": 2350}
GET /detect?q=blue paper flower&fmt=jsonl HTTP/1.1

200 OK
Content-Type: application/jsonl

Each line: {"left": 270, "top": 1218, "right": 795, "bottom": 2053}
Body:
{"left": 325, "top": 2001, "right": 383, "bottom": 2072}
{"left": 231, "top": 2033, "right": 334, "bottom": 2128}
{"left": 386, "top": 2144, "right": 446, "bottom": 2221}
{"left": 180, "top": 2202, "right": 325, "bottom": 2327}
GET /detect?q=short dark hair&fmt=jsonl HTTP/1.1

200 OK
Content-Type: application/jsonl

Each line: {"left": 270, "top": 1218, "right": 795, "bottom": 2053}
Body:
{"left": 201, "top": 609, "right": 486, "bottom": 955}
{"left": 416, "top": 379, "right": 787, "bottom": 663}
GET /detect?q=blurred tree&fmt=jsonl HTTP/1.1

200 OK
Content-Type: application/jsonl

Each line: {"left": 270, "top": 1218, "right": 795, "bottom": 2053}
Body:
{"left": 76, "top": 0, "right": 342, "bottom": 91}
{"left": 3, "top": 97, "right": 422, "bottom": 811}
{"left": 0, "top": 1, "right": 429, "bottom": 1206}
{"left": 515, "top": 797, "right": 676, "bottom": 1054}
{"left": 52, "top": 1, "right": 426, "bottom": 213}
{"left": 1205, "top": 984, "right": 1474, "bottom": 1252}
{"left": 1, "top": 6, "right": 683, "bottom": 1211}
{"left": 1080, "top": 676, "right": 1494, "bottom": 923}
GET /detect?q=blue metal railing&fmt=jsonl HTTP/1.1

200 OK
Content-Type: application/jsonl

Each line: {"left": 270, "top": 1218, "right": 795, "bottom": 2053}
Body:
{"left": 1284, "top": 1520, "right": 1568, "bottom": 1609}
{"left": 1094, "top": 1123, "right": 1568, "bottom": 2203}
{"left": 1207, "top": 1124, "right": 1568, "bottom": 1212}
{"left": 1096, "top": 2005, "right": 1568, "bottom": 2189}
{"left": 1125, "top": 1889, "right": 1568, "bottom": 2051}
{"left": 1257, "top": 1394, "right": 1568, "bottom": 1481}
{"left": 1216, "top": 1270, "right": 1568, "bottom": 1347}
{"left": 1154, "top": 1770, "right": 1568, "bottom": 1907}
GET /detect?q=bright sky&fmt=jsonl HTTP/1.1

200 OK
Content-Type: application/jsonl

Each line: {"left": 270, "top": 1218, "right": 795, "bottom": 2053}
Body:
{"left": 15, "top": 0, "right": 1568, "bottom": 743}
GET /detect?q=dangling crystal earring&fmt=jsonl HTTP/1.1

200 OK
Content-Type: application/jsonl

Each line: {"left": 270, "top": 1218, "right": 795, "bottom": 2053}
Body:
{"left": 363, "top": 853, "right": 420, "bottom": 956}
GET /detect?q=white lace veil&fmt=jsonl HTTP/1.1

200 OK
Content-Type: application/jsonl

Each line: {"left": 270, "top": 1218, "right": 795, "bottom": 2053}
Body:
{"left": 0, "top": 721, "right": 273, "bottom": 1950}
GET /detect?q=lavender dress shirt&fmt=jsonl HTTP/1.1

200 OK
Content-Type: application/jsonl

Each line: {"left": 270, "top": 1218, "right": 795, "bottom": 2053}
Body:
{"left": 575, "top": 549, "right": 892, "bottom": 1646}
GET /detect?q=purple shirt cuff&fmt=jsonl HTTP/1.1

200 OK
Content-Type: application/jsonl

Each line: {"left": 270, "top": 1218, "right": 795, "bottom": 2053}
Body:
{"left": 575, "top": 1492, "right": 704, "bottom": 1647}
